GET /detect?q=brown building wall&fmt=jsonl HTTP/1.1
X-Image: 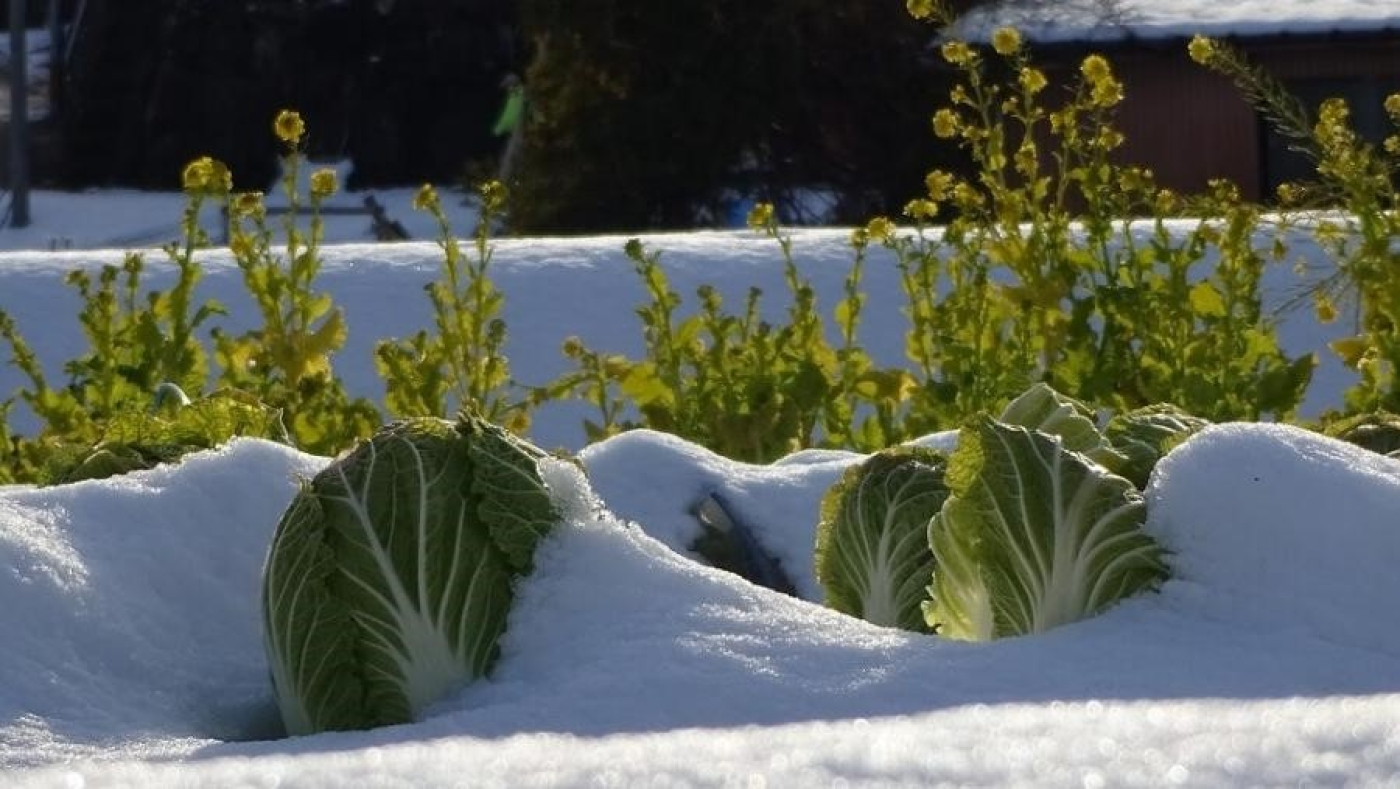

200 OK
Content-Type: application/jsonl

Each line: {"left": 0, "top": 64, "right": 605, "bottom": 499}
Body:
{"left": 1037, "top": 32, "right": 1399, "bottom": 203}
{"left": 1114, "top": 54, "right": 1260, "bottom": 199}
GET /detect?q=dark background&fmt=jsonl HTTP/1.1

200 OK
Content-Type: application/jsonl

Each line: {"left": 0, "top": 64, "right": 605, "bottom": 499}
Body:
{"left": 20, "top": 0, "right": 983, "bottom": 232}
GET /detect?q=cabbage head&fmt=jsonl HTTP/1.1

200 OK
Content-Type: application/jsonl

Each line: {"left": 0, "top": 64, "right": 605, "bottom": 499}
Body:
{"left": 262, "top": 412, "right": 559, "bottom": 735}
{"left": 925, "top": 415, "right": 1167, "bottom": 640}
{"left": 998, "top": 383, "right": 1125, "bottom": 470}
{"left": 1103, "top": 404, "right": 1211, "bottom": 488}
{"left": 815, "top": 446, "right": 949, "bottom": 632}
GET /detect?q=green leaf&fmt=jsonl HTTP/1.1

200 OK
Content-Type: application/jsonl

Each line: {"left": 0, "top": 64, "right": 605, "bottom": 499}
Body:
{"left": 998, "top": 383, "right": 1127, "bottom": 471}
{"left": 619, "top": 363, "right": 674, "bottom": 408}
{"left": 926, "top": 415, "right": 1167, "bottom": 640}
{"left": 1103, "top": 404, "right": 1211, "bottom": 489}
{"left": 1188, "top": 281, "right": 1226, "bottom": 317}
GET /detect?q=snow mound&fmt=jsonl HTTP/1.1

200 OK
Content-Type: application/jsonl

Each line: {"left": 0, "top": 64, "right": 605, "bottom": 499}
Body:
{"left": 1147, "top": 422, "right": 1400, "bottom": 658}
{"left": 579, "top": 428, "right": 859, "bottom": 599}
{"left": 0, "top": 440, "right": 326, "bottom": 765}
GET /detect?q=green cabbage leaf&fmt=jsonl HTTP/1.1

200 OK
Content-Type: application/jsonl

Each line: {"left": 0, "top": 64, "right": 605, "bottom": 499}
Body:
{"left": 261, "top": 412, "right": 559, "bottom": 735}
{"left": 998, "top": 383, "right": 1127, "bottom": 472}
{"left": 926, "top": 415, "right": 1167, "bottom": 640}
{"left": 1103, "top": 404, "right": 1212, "bottom": 488}
{"left": 815, "top": 446, "right": 949, "bottom": 632}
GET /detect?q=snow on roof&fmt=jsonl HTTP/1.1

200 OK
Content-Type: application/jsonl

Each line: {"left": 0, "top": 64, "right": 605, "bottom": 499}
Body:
{"left": 955, "top": 0, "right": 1400, "bottom": 43}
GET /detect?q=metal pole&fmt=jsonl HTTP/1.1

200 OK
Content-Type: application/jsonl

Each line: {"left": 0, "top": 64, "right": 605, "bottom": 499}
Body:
{"left": 8, "top": 0, "right": 30, "bottom": 228}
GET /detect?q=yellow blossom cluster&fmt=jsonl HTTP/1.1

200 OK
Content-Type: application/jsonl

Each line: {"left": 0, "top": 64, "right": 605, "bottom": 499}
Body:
{"left": 478, "top": 180, "right": 508, "bottom": 214}
{"left": 413, "top": 183, "right": 441, "bottom": 213}
{"left": 274, "top": 110, "right": 306, "bottom": 146}
{"left": 1314, "top": 98, "right": 1358, "bottom": 153}
{"left": 309, "top": 168, "right": 338, "bottom": 200}
{"left": 903, "top": 198, "right": 938, "bottom": 222}
{"left": 1276, "top": 182, "right": 1305, "bottom": 206}
{"left": 864, "top": 216, "right": 897, "bottom": 243}
{"left": 1080, "top": 54, "right": 1123, "bottom": 107}
{"left": 181, "top": 156, "right": 232, "bottom": 195}
{"left": 931, "top": 108, "right": 960, "bottom": 138}
{"left": 1385, "top": 94, "right": 1400, "bottom": 154}
{"left": 941, "top": 40, "right": 974, "bottom": 67}
{"left": 1187, "top": 35, "right": 1216, "bottom": 66}
{"left": 1019, "top": 67, "right": 1047, "bottom": 94}
{"left": 231, "top": 191, "right": 266, "bottom": 219}
{"left": 991, "top": 27, "right": 1022, "bottom": 56}
{"left": 746, "top": 201, "right": 776, "bottom": 230}
{"left": 925, "top": 170, "right": 955, "bottom": 201}
{"left": 906, "top": 0, "right": 934, "bottom": 20}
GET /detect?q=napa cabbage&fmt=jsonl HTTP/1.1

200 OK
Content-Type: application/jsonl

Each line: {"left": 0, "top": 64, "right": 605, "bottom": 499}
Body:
{"left": 1103, "top": 404, "right": 1212, "bottom": 488}
{"left": 998, "top": 383, "right": 1126, "bottom": 470}
{"left": 815, "top": 446, "right": 949, "bottom": 632}
{"left": 261, "top": 412, "right": 560, "bottom": 735}
{"left": 925, "top": 414, "right": 1168, "bottom": 640}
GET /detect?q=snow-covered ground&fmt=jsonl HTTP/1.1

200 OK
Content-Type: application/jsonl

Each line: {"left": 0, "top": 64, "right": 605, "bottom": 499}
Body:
{"left": 1, "top": 191, "right": 1397, "bottom": 786}
{"left": 2, "top": 420, "right": 1399, "bottom": 786}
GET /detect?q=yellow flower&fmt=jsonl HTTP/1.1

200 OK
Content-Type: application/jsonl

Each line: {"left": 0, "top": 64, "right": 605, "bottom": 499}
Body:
{"left": 925, "top": 170, "right": 955, "bottom": 201}
{"left": 746, "top": 201, "right": 776, "bottom": 230}
{"left": 1014, "top": 141, "right": 1038, "bottom": 176}
{"left": 1318, "top": 97, "right": 1349, "bottom": 126}
{"left": 991, "top": 27, "right": 1022, "bottom": 56}
{"left": 1154, "top": 189, "right": 1179, "bottom": 216}
{"left": 849, "top": 227, "right": 870, "bottom": 248}
{"left": 953, "top": 182, "right": 983, "bottom": 207}
{"left": 181, "top": 157, "right": 213, "bottom": 192}
{"left": 560, "top": 336, "right": 585, "bottom": 358}
{"left": 941, "top": 40, "right": 974, "bottom": 66}
{"left": 1080, "top": 54, "right": 1111, "bottom": 84}
{"left": 309, "top": 168, "right": 338, "bottom": 200}
{"left": 1019, "top": 67, "right": 1047, "bottom": 94}
{"left": 906, "top": 0, "right": 934, "bottom": 20}
{"left": 274, "top": 110, "right": 305, "bottom": 145}
{"left": 1386, "top": 93, "right": 1400, "bottom": 120}
{"left": 413, "top": 183, "right": 440, "bottom": 212}
{"left": 181, "top": 156, "right": 231, "bottom": 195}
{"left": 1117, "top": 167, "right": 1149, "bottom": 194}
{"left": 1276, "top": 182, "right": 1304, "bottom": 205}
{"left": 231, "top": 191, "right": 265, "bottom": 218}
{"left": 1187, "top": 35, "right": 1215, "bottom": 65}
{"left": 931, "top": 108, "right": 960, "bottom": 138}
{"left": 210, "top": 160, "right": 232, "bottom": 193}
{"left": 1385, "top": 135, "right": 1400, "bottom": 156}
{"left": 1091, "top": 76, "right": 1124, "bottom": 107}
{"left": 865, "top": 216, "right": 896, "bottom": 243}
{"left": 271, "top": 109, "right": 305, "bottom": 146}
{"left": 478, "top": 180, "right": 508, "bottom": 213}
{"left": 1095, "top": 127, "right": 1125, "bottom": 150}
{"left": 903, "top": 199, "right": 939, "bottom": 221}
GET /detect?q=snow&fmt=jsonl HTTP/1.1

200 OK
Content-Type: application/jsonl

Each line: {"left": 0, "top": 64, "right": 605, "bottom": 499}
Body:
{"left": 955, "top": 0, "right": 1400, "bottom": 43}
{"left": 2, "top": 422, "right": 1400, "bottom": 786}
{"left": 1, "top": 192, "right": 1399, "bottom": 785}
